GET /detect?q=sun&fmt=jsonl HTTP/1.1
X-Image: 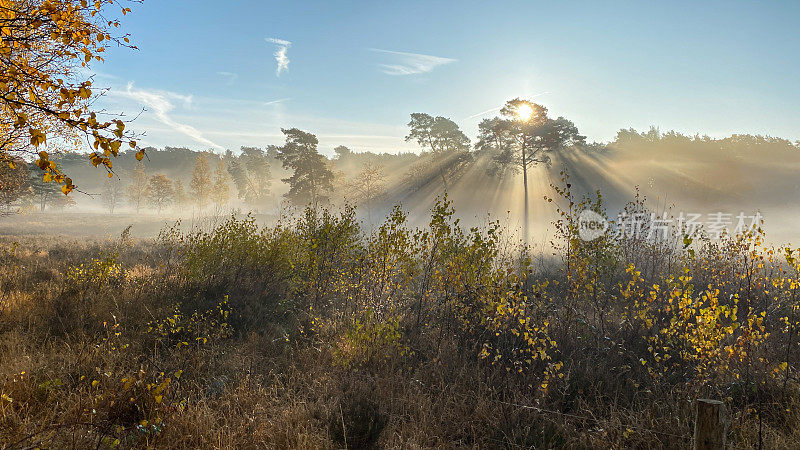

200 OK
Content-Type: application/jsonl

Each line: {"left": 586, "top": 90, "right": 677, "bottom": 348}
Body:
{"left": 516, "top": 103, "right": 534, "bottom": 121}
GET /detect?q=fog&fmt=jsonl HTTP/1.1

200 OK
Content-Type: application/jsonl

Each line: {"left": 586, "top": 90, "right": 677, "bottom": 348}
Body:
{"left": 3, "top": 128, "right": 797, "bottom": 247}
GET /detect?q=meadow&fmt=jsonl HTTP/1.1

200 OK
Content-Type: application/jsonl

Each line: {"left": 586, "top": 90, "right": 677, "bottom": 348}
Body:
{"left": 2, "top": 1, "right": 800, "bottom": 448}
{"left": 2, "top": 179, "right": 799, "bottom": 449}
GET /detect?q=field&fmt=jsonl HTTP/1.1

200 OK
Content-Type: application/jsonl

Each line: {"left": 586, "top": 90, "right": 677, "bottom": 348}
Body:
{"left": 2, "top": 186, "right": 800, "bottom": 449}
{"left": 0, "top": 211, "right": 279, "bottom": 239}
{"left": 3, "top": 0, "right": 800, "bottom": 448}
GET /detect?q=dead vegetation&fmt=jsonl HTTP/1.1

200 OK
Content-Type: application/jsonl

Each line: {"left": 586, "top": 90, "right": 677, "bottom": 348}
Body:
{"left": 2, "top": 182, "right": 800, "bottom": 448}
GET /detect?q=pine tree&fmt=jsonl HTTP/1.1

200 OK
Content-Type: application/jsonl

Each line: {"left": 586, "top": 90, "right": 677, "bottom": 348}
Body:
{"left": 276, "top": 128, "right": 334, "bottom": 208}
{"left": 29, "top": 171, "right": 59, "bottom": 212}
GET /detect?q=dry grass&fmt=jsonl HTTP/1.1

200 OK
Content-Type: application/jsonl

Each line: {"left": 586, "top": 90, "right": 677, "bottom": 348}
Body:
{"left": 2, "top": 198, "right": 800, "bottom": 448}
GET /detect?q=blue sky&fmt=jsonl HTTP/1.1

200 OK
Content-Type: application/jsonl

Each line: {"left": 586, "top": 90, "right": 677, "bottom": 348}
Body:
{"left": 97, "top": 0, "right": 800, "bottom": 155}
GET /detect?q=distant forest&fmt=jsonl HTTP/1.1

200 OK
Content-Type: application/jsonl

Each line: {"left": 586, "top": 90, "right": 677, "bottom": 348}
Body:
{"left": 2, "top": 119, "right": 798, "bottom": 222}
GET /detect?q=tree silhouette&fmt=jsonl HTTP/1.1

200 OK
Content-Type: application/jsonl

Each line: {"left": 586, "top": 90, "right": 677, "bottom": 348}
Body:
{"left": 147, "top": 174, "right": 174, "bottom": 213}
{"left": 190, "top": 155, "right": 212, "bottom": 211}
{"left": 30, "top": 170, "right": 74, "bottom": 211}
{"left": 347, "top": 162, "right": 387, "bottom": 222}
{"left": 102, "top": 177, "right": 124, "bottom": 214}
{"left": 226, "top": 147, "right": 271, "bottom": 209}
{"left": 29, "top": 172, "right": 58, "bottom": 211}
{"left": 173, "top": 179, "right": 188, "bottom": 208}
{"left": 0, "top": 156, "right": 30, "bottom": 214}
{"left": 405, "top": 113, "right": 471, "bottom": 189}
{"left": 211, "top": 160, "right": 231, "bottom": 213}
{"left": 125, "top": 162, "right": 149, "bottom": 214}
{"left": 334, "top": 145, "right": 352, "bottom": 160}
{"left": 477, "top": 99, "right": 584, "bottom": 242}
{"left": 475, "top": 117, "right": 516, "bottom": 175}
{"left": 406, "top": 113, "right": 470, "bottom": 154}
{"left": 276, "top": 128, "right": 334, "bottom": 208}
{"left": 48, "top": 190, "right": 76, "bottom": 210}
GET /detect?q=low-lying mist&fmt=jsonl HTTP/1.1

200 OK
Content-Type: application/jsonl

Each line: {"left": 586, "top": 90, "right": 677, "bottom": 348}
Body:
{"left": 2, "top": 127, "right": 797, "bottom": 246}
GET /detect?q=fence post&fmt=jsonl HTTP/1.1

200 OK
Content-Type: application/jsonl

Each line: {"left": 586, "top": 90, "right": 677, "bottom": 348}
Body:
{"left": 694, "top": 398, "right": 727, "bottom": 450}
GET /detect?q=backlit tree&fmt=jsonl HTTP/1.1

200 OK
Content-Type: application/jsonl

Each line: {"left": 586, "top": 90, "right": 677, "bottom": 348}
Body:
{"left": 476, "top": 99, "right": 584, "bottom": 241}
{"left": 210, "top": 160, "right": 230, "bottom": 213}
{"left": 276, "top": 128, "right": 333, "bottom": 208}
{"left": 226, "top": 147, "right": 270, "bottom": 209}
{"left": 405, "top": 113, "right": 471, "bottom": 189}
{"left": 173, "top": 179, "right": 188, "bottom": 208}
{"left": 125, "top": 161, "right": 148, "bottom": 213}
{"left": 0, "top": 154, "right": 30, "bottom": 213}
{"left": 102, "top": 176, "right": 123, "bottom": 214}
{"left": 190, "top": 155, "right": 212, "bottom": 211}
{"left": 347, "top": 162, "right": 386, "bottom": 222}
{"left": 147, "top": 173, "right": 173, "bottom": 213}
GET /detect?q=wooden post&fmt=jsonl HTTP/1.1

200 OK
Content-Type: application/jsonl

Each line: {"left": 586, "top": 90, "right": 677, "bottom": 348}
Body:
{"left": 694, "top": 398, "right": 727, "bottom": 450}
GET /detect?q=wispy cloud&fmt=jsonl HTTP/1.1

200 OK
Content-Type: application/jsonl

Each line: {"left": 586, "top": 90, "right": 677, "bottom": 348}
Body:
{"left": 217, "top": 71, "right": 238, "bottom": 85}
{"left": 370, "top": 48, "right": 456, "bottom": 75}
{"left": 118, "top": 82, "right": 223, "bottom": 149}
{"left": 263, "top": 98, "right": 290, "bottom": 106}
{"left": 266, "top": 37, "right": 291, "bottom": 76}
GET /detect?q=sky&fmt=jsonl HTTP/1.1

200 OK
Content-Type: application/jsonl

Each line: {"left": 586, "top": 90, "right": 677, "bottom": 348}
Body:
{"left": 95, "top": 0, "right": 800, "bottom": 156}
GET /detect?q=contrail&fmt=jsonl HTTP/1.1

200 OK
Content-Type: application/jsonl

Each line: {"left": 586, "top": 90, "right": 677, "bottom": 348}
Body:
{"left": 464, "top": 92, "right": 551, "bottom": 120}
{"left": 465, "top": 106, "right": 502, "bottom": 120}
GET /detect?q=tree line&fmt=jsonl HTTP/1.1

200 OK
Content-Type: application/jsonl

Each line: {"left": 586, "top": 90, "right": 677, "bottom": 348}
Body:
{"left": 3, "top": 107, "right": 799, "bottom": 221}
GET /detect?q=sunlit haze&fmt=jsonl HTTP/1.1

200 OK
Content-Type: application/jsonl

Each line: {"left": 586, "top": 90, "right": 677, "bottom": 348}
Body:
{"left": 3, "top": 3, "right": 800, "bottom": 447}
{"left": 93, "top": 1, "right": 800, "bottom": 155}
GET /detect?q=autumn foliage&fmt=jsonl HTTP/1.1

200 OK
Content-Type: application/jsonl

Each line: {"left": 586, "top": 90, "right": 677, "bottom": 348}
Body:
{"left": 0, "top": 0, "right": 141, "bottom": 195}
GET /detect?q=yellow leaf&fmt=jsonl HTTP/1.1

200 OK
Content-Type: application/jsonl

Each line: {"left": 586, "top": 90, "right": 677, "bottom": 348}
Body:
{"left": 30, "top": 129, "right": 46, "bottom": 146}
